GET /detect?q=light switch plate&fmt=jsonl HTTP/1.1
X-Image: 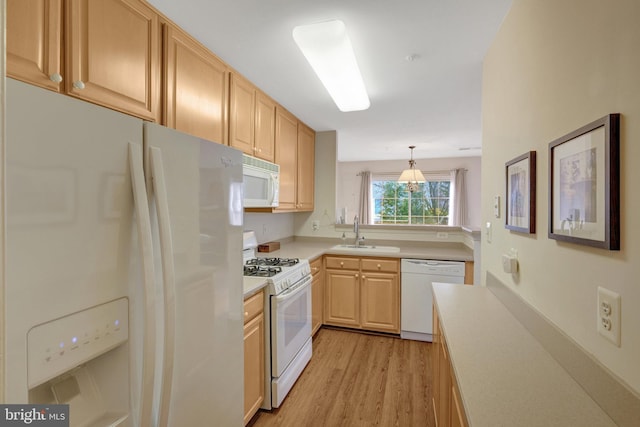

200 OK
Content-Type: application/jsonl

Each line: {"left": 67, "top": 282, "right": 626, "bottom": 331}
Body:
{"left": 597, "top": 286, "right": 621, "bottom": 347}
{"left": 493, "top": 195, "right": 500, "bottom": 218}
{"left": 485, "top": 222, "right": 492, "bottom": 243}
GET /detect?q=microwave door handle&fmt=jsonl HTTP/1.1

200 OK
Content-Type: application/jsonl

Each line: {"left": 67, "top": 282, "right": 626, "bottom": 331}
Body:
{"left": 128, "top": 143, "right": 156, "bottom": 427}
{"left": 269, "top": 173, "right": 278, "bottom": 206}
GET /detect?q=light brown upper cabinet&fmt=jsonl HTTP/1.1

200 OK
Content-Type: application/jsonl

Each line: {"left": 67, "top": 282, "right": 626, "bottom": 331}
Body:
{"left": 275, "top": 107, "right": 299, "bottom": 211}
{"left": 274, "top": 107, "right": 315, "bottom": 212}
{"left": 164, "top": 23, "right": 229, "bottom": 144}
{"left": 7, "top": 0, "right": 63, "bottom": 92}
{"left": 230, "top": 74, "right": 276, "bottom": 161}
{"left": 66, "top": 0, "right": 161, "bottom": 121}
{"left": 296, "top": 122, "right": 315, "bottom": 212}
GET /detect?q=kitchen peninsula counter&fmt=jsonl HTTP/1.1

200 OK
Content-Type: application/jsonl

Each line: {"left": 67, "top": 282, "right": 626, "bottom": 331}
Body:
{"left": 432, "top": 282, "right": 617, "bottom": 427}
{"left": 252, "top": 237, "right": 474, "bottom": 262}
{"left": 243, "top": 237, "right": 473, "bottom": 298}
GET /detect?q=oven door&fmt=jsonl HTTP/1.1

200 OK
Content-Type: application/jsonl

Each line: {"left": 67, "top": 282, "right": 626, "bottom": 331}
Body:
{"left": 270, "top": 274, "right": 312, "bottom": 377}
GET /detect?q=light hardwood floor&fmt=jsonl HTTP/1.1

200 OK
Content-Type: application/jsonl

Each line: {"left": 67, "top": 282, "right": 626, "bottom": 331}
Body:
{"left": 249, "top": 327, "right": 435, "bottom": 427}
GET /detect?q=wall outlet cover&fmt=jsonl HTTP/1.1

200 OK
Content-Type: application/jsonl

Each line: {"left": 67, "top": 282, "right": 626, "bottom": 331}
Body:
{"left": 597, "top": 286, "right": 621, "bottom": 347}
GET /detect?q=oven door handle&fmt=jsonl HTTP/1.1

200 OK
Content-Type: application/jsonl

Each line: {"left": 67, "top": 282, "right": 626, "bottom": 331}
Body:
{"left": 275, "top": 276, "right": 312, "bottom": 302}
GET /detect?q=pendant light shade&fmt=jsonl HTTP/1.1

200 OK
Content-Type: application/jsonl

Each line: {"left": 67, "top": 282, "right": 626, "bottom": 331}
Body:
{"left": 398, "top": 145, "right": 425, "bottom": 192}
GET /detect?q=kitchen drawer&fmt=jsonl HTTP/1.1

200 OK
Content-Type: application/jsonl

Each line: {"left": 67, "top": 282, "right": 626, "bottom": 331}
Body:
{"left": 244, "top": 291, "right": 264, "bottom": 324}
{"left": 310, "top": 257, "right": 322, "bottom": 276}
{"left": 325, "top": 256, "right": 360, "bottom": 270}
{"left": 361, "top": 258, "right": 399, "bottom": 273}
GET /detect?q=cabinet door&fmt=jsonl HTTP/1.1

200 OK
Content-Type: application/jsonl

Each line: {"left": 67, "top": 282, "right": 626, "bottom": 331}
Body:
{"left": 243, "top": 312, "right": 264, "bottom": 425}
{"left": 311, "top": 258, "right": 324, "bottom": 335}
{"left": 229, "top": 73, "right": 255, "bottom": 154}
{"left": 274, "top": 107, "right": 298, "bottom": 211}
{"left": 163, "top": 23, "right": 228, "bottom": 144}
{"left": 360, "top": 272, "right": 399, "bottom": 333}
{"left": 438, "top": 327, "right": 452, "bottom": 427}
{"left": 432, "top": 306, "right": 441, "bottom": 425}
{"left": 7, "top": 0, "right": 63, "bottom": 91}
{"left": 324, "top": 269, "right": 360, "bottom": 327}
{"left": 296, "top": 122, "right": 315, "bottom": 211}
{"left": 254, "top": 91, "right": 276, "bottom": 162}
{"left": 67, "top": 0, "right": 160, "bottom": 121}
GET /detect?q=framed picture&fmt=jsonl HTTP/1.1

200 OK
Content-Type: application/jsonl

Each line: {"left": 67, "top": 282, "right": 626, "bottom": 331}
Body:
{"left": 548, "top": 114, "right": 620, "bottom": 250}
{"left": 505, "top": 151, "right": 536, "bottom": 233}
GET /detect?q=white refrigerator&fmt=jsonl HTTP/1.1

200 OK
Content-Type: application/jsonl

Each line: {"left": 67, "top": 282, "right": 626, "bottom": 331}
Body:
{"left": 5, "top": 78, "right": 244, "bottom": 426}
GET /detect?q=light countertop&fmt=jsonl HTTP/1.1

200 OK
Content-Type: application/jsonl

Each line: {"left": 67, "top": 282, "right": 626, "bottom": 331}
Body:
{"left": 243, "top": 238, "right": 473, "bottom": 298}
{"left": 432, "top": 282, "right": 616, "bottom": 427}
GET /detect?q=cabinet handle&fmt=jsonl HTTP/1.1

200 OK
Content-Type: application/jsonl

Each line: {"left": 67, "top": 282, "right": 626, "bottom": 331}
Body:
{"left": 377, "top": 264, "right": 381, "bottom": 269}
{"left": 340, "top": 262, "right": 344, "bottom": 267}
{"left": 49, "top": 73, "right": 63, "bottom": 83}
{"left": 244, "top": 311, "right": 249, "bottom": 317}
{"left": 355, "top": 273, "right": 359, "bottom": 278}
{"left": 257, "top": 148, "right": 262, "bottom": 153}
{"left": 73, "top": 80, "right": 86, "bottom": 90}
{"left": 312, "top": 267, "right": 319, "bottom": 272}
{"left": 362, "top": 275, "right": 366, "bottom": 279}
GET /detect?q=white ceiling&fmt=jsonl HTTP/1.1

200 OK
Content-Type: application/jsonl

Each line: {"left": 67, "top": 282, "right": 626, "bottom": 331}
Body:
{"left": 148, "top": 0, "right": 512, "bottom": 162}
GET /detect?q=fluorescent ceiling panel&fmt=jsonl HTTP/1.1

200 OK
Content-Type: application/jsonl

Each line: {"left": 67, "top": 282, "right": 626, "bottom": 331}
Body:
{"left": 293, "top": 20, "right": 370, "bottom": 112}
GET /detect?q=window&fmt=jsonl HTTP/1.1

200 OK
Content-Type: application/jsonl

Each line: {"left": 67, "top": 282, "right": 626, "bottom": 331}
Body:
{"left": 372, "top": 174, "right": 451, "bottom": 225}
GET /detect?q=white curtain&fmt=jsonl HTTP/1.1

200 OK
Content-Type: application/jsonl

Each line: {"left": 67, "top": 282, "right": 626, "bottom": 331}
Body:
{"left": 358, "top": 171, "right": 371, "bottom": 224}
{"left": 451, "top": 169, "right": 467, "bottom": 226}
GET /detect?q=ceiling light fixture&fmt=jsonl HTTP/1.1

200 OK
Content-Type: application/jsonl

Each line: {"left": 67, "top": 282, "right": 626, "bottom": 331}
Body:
{"left": 398, "top": 145, "right": 425, "bottom": 193}
{"left": 292, "top": 20, "right": 370, "bottom": 112}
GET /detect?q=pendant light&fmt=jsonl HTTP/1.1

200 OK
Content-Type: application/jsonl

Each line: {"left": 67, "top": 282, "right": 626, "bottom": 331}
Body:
{"left": 398, "top": 145, "right": 425, "bottom": 192}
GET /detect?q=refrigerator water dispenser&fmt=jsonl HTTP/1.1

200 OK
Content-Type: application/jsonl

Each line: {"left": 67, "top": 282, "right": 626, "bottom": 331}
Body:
{"left": 27, "top": 298, "right": 130, "bottom": 427}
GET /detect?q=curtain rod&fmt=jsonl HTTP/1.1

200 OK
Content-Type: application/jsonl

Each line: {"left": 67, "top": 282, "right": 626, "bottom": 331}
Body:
{"left": 356, "top": 168, "right": 467, "bottom": 176}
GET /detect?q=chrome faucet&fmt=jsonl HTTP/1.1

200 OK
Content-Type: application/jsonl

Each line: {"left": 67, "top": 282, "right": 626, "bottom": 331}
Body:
{"left": 353, "top": 215, "right": 361, "bottom": 245}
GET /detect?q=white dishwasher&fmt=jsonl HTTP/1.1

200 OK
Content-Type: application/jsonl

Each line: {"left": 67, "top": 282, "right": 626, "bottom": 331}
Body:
{"left": 401, "top": 259, "right": 465, "bottom": 342}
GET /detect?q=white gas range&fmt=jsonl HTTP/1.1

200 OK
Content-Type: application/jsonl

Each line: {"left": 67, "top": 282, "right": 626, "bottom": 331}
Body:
{"left": 243, "top": 232, "right": 312, "bottom": 410}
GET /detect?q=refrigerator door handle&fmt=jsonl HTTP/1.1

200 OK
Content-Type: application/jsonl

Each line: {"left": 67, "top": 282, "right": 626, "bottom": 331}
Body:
{"left": 128, "top": 143, "right": 156, "bottom": 427}
{"left": 149, "top": 146, "right": 177, "bottom": 427}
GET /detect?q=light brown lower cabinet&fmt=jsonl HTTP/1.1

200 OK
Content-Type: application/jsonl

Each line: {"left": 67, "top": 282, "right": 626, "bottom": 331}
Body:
{"left": 310, "top": 257, "right": 324, "bottom": 335}
{"left": 243, "top": 291, "right": 264, "bottom": 425}
{"left": 324, "top": 256, "right": 399, "bottom": 334}
{"left": 433, "top": 304, "right": 468, "bottom": 427}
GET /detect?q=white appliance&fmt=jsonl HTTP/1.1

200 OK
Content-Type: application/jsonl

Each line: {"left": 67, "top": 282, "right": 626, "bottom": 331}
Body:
{"left": 5, "top": 79, "right": 244, "bottom": 426}
{"left": 242, "top": 235, "right": 312, "bottom": 409}
{"left": 400, "top": 259, "right": 465, "bottom": 342}
{"left": 243, "top": 154, "right": 279, "bottom": 208}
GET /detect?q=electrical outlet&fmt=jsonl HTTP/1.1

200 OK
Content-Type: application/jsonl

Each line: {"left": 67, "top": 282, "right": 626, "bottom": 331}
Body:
{"left": 312, "top": 220, "right": 320, "bottom": 231}
{"left": 597, "top": 287, "right": 621, "bottom": 347}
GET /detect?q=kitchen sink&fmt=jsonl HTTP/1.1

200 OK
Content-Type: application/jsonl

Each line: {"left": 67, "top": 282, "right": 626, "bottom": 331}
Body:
{"left": 330, "top": 244, "right": 401, "bottom": 253}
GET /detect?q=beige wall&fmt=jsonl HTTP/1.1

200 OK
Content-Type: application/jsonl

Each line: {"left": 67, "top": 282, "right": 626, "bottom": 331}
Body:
{"left": 482, "top": 0, "right": 640, "bottom": 394}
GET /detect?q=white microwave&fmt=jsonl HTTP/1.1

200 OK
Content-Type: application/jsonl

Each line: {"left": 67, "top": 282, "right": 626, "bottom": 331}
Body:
{"left": 243, "top": 154, "right": 279, "bottom": 208}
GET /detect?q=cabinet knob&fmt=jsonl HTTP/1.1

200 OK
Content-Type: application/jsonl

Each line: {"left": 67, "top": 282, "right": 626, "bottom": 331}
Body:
{"left": 49, "top": 73, "right": 63, "bottom": 83}
{"left": 312, "top": 267, "right": 318, "bottom": 272}
{"left": 244, "top": 311, "right": 249, "bottom": 317}
{"left": 340, "top": 262, "right": 344, "bottom": 267}
{"left": 355, "top": 273, "right": 359, "bottom": 278}
{"left": 73, "top": 80, "right": 86, "bottom": 90}
{"left": 377, "top": 264, "right": 381, "bottom": 269}
{"left": 362, "top": 275, "right": 366, "bottom": 279}
{"left": 257, "top": 148, "right": 262, "bottom": 153}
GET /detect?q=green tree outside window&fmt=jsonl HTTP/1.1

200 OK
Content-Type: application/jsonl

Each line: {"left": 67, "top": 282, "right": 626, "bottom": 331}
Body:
{"left": 372, "top": 180, "right": 450, "bottom": 225}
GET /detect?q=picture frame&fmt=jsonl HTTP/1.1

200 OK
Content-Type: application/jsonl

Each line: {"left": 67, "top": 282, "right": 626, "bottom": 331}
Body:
{"left": 548, "top": 114, "right": 620, "bottom": 250}
{"left": 505, "top": 151, "right": 536, "bottom": 233}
